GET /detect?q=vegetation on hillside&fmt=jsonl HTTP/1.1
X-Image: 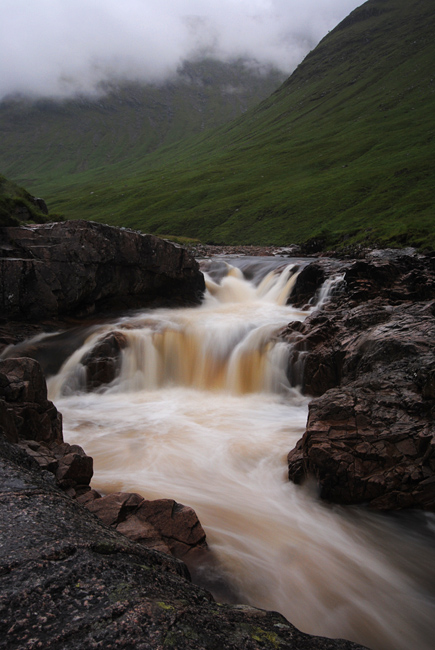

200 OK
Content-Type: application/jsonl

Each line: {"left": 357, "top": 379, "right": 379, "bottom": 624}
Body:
{"left": 0, "top": 174, "right": 56, "bottom": 227}
{"left": 1, "top": 0, "right": 434, "bottom": 249}
{"left": 0, "top": 59, "right": 285, "bottom": 184}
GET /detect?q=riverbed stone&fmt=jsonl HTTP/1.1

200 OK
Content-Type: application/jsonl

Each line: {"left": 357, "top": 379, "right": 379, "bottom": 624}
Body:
{"left": 0, "top": 220, "right": 205, "bottom": 321}
{"left": 0, "top": 356, "right": 62, "bottom": 445}
{"left": 85, "top": 492, "right": 208, "bottom": 562}
{"left": 285, "top": 252, "right": 435, "bottom": 511}
{"left": 80, "top": 330, "right": 128, "bottom": 389}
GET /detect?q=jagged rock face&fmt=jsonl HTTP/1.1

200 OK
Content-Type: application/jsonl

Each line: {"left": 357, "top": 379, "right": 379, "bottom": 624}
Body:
{"left": 285, "top": 252, "right": 435, "bottom": 511}
{"left": 0, "top": 356, "right": 62, "bottom": 444}
{"left": 0, "top": 220, "right": 205, "bottom": 320}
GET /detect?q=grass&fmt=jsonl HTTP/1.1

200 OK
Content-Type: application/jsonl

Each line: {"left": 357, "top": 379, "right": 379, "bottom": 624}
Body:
{"left": 1, "top": 0, "right": 434, "bottom": 249}
{"left": 0, "top": 173, "right": 57, "bottom": 226}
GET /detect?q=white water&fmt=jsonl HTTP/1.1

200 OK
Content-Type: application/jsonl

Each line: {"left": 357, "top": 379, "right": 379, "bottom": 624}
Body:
{"left": 46, "top": 258, "right": 435, "bottom": 650}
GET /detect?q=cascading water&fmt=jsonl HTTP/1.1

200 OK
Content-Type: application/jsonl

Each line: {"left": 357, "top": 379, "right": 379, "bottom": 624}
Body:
{"left": 43, "top": 257, "right": 434, "bottom": 650}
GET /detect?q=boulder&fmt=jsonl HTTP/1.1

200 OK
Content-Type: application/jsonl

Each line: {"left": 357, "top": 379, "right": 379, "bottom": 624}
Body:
{"left": 287, "top": 250, "right": 435, "bottom": 310}
{"left": 85, "top": 492, "right": 208, "bottom": 563}
{"left": 80, "top": 330, "right": 128, "bottom": 389}
{"left": 285, "top": 252, "right": 435, "bottom": 511}
{"left": 288, "top": 384, "right": 435, "bottom": 510}
{"left": 0, "top": 357, "right": 62, "bottom": 445}
{"left": 0, "top": 220, "right": 205, "bottom": 321}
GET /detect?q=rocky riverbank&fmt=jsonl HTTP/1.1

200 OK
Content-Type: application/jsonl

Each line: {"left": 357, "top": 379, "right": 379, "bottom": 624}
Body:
{"left": 0, "top": 387, "right": 367, "bottom": 649}
{"left": 284, "top": 249, "right": 435, "bottom": 511}
{"left": 0, "top": 222, "right": 369, "bottom": 650}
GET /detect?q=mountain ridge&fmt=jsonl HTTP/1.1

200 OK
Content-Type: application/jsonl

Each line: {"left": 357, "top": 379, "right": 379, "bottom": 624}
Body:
{"left": 0, "top": 58, "right": 285, "bottom": 184}
{"left": 1, "top": 0, "right": 434, "bottom": 249}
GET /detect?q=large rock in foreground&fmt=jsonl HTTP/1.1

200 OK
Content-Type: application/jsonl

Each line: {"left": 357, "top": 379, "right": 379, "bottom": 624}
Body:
{"left": 0, "top": 439, "right": 367, "bottom": 649}
{"left": 285, "top": 251, "right": 435, "bottom": 511}
{"left": 0, "top": 220, "right": 205, "bottom": 320}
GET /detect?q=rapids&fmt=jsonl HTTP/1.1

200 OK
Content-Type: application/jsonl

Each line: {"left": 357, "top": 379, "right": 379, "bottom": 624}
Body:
{"left": 42, "top": 257, "right": 434, "bottom": 650}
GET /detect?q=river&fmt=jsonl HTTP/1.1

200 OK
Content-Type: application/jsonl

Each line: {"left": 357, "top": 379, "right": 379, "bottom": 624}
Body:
{"left": 45, "top": 256, "right": 435, "bottom": 650}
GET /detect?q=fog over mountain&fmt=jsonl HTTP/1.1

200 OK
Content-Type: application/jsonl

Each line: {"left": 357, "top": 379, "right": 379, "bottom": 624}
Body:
{"left": 1, "top": 0, "right": 362, "bottom": 100}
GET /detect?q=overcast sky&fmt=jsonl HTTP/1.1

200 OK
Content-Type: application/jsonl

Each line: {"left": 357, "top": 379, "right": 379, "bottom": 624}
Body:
{"left": 0, "top": 0, "right": 363, "bottom": 100}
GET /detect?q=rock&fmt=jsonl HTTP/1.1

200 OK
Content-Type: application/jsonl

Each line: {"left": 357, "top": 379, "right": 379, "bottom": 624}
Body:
{"left": 32, "top": 197, "right": 49, "bottom": 214}
{"left": 0, "top": 354, "right": 212, "bottom": 570}
{"left": 18, "top": 438, "right": 95, "bottom": 494}
{"left": 0, "top": 220, "right": 205, "bottom": 321}
{"left": 86, "top": 491, "right": 144, "bottom": 526}
{"left": 0, "top": 400, "right": 17, "bottom": 444}
{"left": 130, "top": 498, "right": 207, "bottom": 560}
{"left": 80, "top": 330, "right": 128, "bottom": 389}
{"left": 0, "top": 356, "right": 210, "bottom": 565}
{"left": 285, "top": 253, "right": 435, "bottom": 511}
{"left": 55, "top": 450, "right": 94, "bottom": 488}
{"left": 0, "top": 357, "right": 62, "bottom": 445}
{"left": 115, "top": 514, "right": 172, "bottom": 555}
{"left": 85, "top": 492, "right": 208, "bottom": 563}
{"left": 288, "top": 384, "right": 435, "bottom": 510}
{"left": 288, "top": 263, "right": 326, "bottom": 308}
{"left": 0, "top": 433, "right": 367, "bottom": 650}
{"left": 287, "top": 251, "right": 435, "bottom": 310}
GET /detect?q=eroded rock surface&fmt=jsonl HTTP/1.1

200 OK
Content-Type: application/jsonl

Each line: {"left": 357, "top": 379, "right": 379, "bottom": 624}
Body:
{"left": 85, "top": 492, "right": 208, "bottom": 562}
{"left": 0, "top": 220, "right": 205, "bottom": 321}
{"left": 0, "top": 356, "right": 62, "bottom": 445}
{"left": 285, "top": 251, "right": 435, "bottom": 511}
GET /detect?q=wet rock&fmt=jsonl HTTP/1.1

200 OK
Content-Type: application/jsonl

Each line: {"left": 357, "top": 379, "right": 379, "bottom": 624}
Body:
{"left": 288, "top": 384, "right": 435, "bottom": 510}
{"left": 287, "top": 263, "right": 326, "bottom": 308}
{"left": 18, "top": 439, "right": 94, "bottom": 493}
{"left": 0, "top": 434, "right": 367, "bottom": 650}
{"left": 80, "top": 330, "right": 128, "bottom": 389}
{"left": 287, "top": 251, "right": 435, "bottom": 310}
{"left": 0, "top": 357, "right": 62, "bottom": 445}
{"left": 86, "top": 491, "right": 144, "bottom": 526}
{"left": 86, "top": 492, "right": 208, "bottom": 563}
{"left": 55, "top": 449, "right": 94, "bottom": 488}
{"left": 0, "top": 220, "right": 205, "bottom": 321}
{"left": 285, "top": 253, "right": 435, "bottom": 512}
{"left": 0, "top": 356, "right": 209, "bottom": 566}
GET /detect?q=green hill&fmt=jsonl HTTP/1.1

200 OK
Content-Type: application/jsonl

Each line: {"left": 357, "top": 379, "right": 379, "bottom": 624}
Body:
{"left": 0, "top": 58, "right": 284, "bottom": 187}
{"left": 0, "top": 174, "right": 56, "bottom": 227}
{"left": 2, "top": 0, "right": 435, "bottom": 249}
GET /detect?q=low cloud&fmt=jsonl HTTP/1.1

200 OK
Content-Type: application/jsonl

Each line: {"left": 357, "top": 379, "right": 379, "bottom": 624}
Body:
{"left": 0, "top": 0, "right": 362, "bottom": 100}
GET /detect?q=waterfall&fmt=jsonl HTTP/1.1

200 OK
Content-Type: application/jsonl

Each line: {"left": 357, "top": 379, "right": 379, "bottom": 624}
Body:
{"left": 40, "top": 257, "right": 435, "bottom": 650}
{"left": 49, "top": 262, "right": 303, "bottom": 399}
{"left": 313, "top": 273, "right": 345, "bottom": 308}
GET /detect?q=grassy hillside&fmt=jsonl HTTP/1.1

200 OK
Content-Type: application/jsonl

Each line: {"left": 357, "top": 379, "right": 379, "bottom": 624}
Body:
{"left": 0, "top": 59, "right": 285, "bottom": 185}
{"left": 2, "top": 0, "right": 435, "bottom": 248}
{"left": 0, "top": 174, "right": 55, "bottom": 227}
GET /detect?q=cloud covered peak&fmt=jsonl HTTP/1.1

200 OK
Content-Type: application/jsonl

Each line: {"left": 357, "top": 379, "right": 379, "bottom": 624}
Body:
{"left": 0, "top": 0, "right": 362, "bottom": 100}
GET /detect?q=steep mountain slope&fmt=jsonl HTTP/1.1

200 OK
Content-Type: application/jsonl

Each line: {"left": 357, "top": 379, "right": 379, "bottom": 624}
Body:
{"left": 0, "top": 59, "right": 285, "bottom": 184}
{"left": 2, "top": 0, "right": 434, "bottom": 248}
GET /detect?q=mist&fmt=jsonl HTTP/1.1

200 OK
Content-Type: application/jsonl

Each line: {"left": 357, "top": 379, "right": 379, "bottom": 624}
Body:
{"left": 0, "top": 0, "right": 363, "bottom": 100}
